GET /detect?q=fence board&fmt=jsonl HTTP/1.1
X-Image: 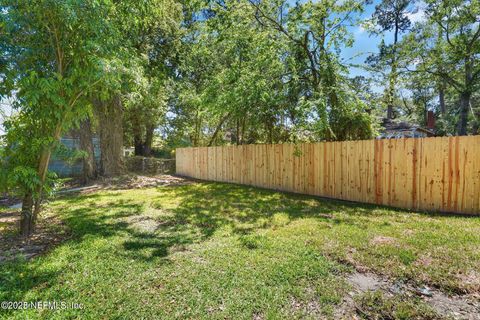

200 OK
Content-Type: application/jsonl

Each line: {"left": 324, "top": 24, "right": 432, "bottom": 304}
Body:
{"left": 176, "top": 136, "right": 480, "bottom": 214}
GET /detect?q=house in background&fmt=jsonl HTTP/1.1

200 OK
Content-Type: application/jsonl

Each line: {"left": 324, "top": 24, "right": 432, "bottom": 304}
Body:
{"left": 378, "top": 111, "right": 436, "bottom": 139}
{"left": 48, "top": 137, "right": 101, "bottom": 177}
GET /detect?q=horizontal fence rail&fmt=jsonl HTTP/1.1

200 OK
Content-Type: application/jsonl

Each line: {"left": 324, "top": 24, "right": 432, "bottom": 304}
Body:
{"left": 176, "top": 136, "right": 480, "bottom": 215}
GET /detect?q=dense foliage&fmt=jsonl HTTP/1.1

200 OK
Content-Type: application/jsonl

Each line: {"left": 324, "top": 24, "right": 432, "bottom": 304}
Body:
{"left": 0, "top": 0, "right": 479, "bottom": 235}
{"left": 170, "top": 0, "right": 376, "bottom": 146}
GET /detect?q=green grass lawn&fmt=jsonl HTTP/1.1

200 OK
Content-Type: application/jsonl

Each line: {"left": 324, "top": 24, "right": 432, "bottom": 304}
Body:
{"left": 1, "top": 181, "right": 479, "bottom": 319}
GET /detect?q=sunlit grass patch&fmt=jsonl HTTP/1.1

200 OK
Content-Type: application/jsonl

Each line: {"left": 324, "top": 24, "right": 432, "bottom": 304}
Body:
{"left": 0, "top": 181, "right": 478, "bottom": 319}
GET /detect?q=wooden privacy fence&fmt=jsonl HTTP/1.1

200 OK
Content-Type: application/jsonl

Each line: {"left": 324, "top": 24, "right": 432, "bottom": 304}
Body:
{"left": 176, "top": 136, "right": 480, "bottom": 215}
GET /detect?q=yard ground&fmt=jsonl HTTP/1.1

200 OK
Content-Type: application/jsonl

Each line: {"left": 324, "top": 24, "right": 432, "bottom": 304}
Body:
{"left": 0, "top": 175, "right": 479, "bottom": 319}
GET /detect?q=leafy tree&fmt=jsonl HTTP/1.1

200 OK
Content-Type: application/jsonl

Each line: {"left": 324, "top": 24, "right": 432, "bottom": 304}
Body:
{"left": 116, "top": 0, "right": 182, "bottom": 156}
{"left": 0, "top": 0, "right": 118, "bottom": 236}
{"left": 171, "top": 0, "right": 375, "bottom": 146}
{"left": 404, "top": 0, "right": 480, "bottom": 135}
{"left": 367, "top": 0, "right": 412, "bottom": 120}
{"left": 173, "top": 0, "right": 291, "bottom": 145}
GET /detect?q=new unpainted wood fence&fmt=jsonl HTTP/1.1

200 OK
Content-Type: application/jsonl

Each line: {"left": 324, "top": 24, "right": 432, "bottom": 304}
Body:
{"left": 176, "top": 136, "right": 480, "bottom": 215}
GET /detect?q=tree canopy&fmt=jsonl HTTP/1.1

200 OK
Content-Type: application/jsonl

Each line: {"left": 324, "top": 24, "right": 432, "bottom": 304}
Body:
{"left": 0, "top": 0, "right": 479, "bottom": 236}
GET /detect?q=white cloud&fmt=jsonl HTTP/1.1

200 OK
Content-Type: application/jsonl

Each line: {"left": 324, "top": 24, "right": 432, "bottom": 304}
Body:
{"left": 355, "top": 25, "right": 365, "bottom": 35}
{"left": 407, "top": 2, "right": 427, "bottom": 24}
{"left": 407, "top": 9, "right": 425, "bottom": 23}
{"left": 356, "top": 19, "right": 378, "bottom": 35}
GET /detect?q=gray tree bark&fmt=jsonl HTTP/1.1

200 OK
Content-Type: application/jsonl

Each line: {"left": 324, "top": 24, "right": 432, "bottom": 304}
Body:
{"left": 94, "top": 95, "right": 125, "bottom": 177}
{"left": 78, "top": 118, "right": 97, "bottom": 183}
{"left": 457, "top": 91, "right": 471, "bottom": 136}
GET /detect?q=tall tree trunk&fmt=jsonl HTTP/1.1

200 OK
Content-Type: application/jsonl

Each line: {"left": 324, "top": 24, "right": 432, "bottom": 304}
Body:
{"left": 20, "top": 192, "right": 35, "bottom": 237}
{"left": 437, "top": 26, "right": 447, "bottom": 116}
{"left": 458, "top": 56, "right": 473, "bottom": 136}
{"left": 236, "top": 120, "right": 240, "bottom": 145}
{"left": 143, "top": 124, "right": 154, "bottom": 156}
{"left": 133, "top": 133, "right": 144, "bottom": 156}
{"left": 439, "top": 83, "right": 446, "bottom": 115}
{"left": 21, "top": 124, "right": 62, "bottom": 237}
{"left": 457, "top": 91, "right": 471, "bottom": 136}
{"left": 78, "top": 118, "right": 97, "bottom": 184}
{"left": 94, "top": 95, "right": 124, "bottom": 176}
{"left": 386, "top": 67, "right": 396, "bottom": 120}
{"left": 386, "top": 22, "right": 399, "bottom": 120}
{"left": 240, "top": 117, "right": 246, "bottom": 145}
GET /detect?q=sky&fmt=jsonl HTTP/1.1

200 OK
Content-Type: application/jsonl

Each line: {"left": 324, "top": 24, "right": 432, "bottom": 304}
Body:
{"left": 341, "top": 0, "right": 426, "bottom": 82}
{"left": 0, "top": 97, "right": 13, "bottom": 135}
{"left": 0, "top": 0, "right": 425, "bottom": 135}
{"left": 341, "top": 2, "right": 380, "bottom": 78}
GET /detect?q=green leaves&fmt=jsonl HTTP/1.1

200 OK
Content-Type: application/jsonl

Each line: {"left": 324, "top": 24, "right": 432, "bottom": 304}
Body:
{"left": 0, "top": 0, "right": 125, "bottom": 197}
{"left": 397, "top": 0, "right": 480, "bottom": 134}
{"left": 172, "top": 0, "right": 374, "bottom": 145}
{"left": 11, "top": 166, "right": 42, "bottom": 193}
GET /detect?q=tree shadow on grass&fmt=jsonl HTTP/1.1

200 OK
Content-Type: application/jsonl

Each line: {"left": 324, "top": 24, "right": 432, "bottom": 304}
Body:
{"left": 0, "top": 184, "right": 365, "bottom": 306}
{"left": 113, "top": 182, "right": 370, "bottom": 263}
{"left": 2, "top": 180, "right": 474, "bottom": 309}
{"left": 150, "top": 182, "right": 362, "bottom": 234}
{"left": 140, "top": 180, "right": 478, "bottom": 251}
{"left": 0, "top": 194, "right": 146, "bottom": 308}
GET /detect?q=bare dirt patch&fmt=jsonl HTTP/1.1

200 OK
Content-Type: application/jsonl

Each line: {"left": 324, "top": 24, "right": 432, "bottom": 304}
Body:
{"left": 288, "top": 296, "right": 323, "bottom": 318}
{"left": 369, "top": 236, "right": 399, "bottom": 246}
{"left": 124, "top": 215, "right": 166, "bottom": 233}
{"left": 457, "top": 271, "right": 480, "bottom": 294}
{"left": 344, "top": 271, "right": 480, "bottom": 320}
{"left": 0, "top": 211, "right": 20, "bottom": 226}
{"left": 95, "top": 174, "right": 192, "bottom": 190}
{"left": 333, "top": 273, "right": 386, "bottom": 319}
{"left": 0, "top": 211, "right": 70, "bottom": 264}
{"left": 62, "top": 174, "right": 193, "bottom": 195}
{"left": 348, "top": 272, "right": 386, "bottom": 292}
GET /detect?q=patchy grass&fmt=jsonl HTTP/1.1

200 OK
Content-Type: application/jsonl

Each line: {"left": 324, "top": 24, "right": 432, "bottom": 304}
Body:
{"left": 1, "top": 181, "right": 479, "bottom": 319}
{"left": 355, "top": 291, "right": 441, "bottom": 320}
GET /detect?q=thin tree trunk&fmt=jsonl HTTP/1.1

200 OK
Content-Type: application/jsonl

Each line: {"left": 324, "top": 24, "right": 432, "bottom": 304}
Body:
{"left": 386, "top": 22, "right": 399, "bottom": 120}
{"left": 236, "top": 120, "right": 240, "bottom": 145}
{"left": 437, "top": 26, "right": 447, "bottom": 116}
{"left": 25, "top": 124, "right": 63, "bottom": 236}
{"left": 20, "top": 192, "right": 35, "bottom": 237}
{"left": 268, "top": 124, "right": 273, "bottom": 144}
{"left": 439, "top": 83, "right": 446, "bottom": 115}
{"left": 94, "top": 95, "right": 124, "bottom": 176}
{"left": 240, "top": 117, "right": 246, "bottom": 145}
{"left": 208, "top": 113, "right": 230, "bottom": 147}
{"left": 386, "top": 69, "right": 396, "bottom": 120}
{"left": 458, "top": 56, "right": 473, "bottom": 136}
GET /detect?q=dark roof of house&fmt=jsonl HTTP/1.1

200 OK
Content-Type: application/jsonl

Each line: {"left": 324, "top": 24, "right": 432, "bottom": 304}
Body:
{"left": 381, "top": 118, "right": 434, "bottom": 134}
